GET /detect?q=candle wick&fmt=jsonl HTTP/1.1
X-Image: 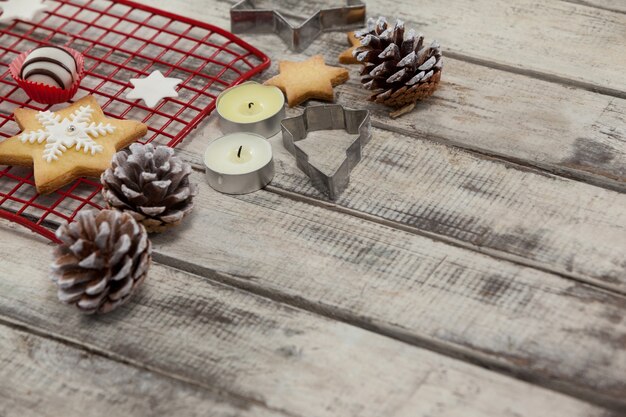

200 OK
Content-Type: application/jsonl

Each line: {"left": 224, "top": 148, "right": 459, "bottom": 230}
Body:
{"left": 237, "top": 145, "right": 243, "bottom": 158}
{"left": 248, "top": 102, "right": 254, "bottom": 109}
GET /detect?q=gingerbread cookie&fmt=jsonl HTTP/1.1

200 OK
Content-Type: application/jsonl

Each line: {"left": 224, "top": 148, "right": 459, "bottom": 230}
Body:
{"left": 264, "top": 55, "right": 349, "bottom": 107}
{"left": 338, "top": 32, "right": 362, "bottom": 65}
{"left": 0, "top": 95, "right": 147, "bottom": 194}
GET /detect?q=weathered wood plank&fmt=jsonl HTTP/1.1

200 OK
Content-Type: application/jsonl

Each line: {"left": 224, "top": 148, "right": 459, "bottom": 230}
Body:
{"left": 178, "top": 115, "right": 626, "bottom": 294}
{"left": 0, "top": 222, "right": 613, "bottom": 417}
{"left": 0, "top": 324, "right": 275, "bottom": 417}
{"left": 332, "top": 60, "right": 626, "bottom": 191}
{"left": 136, "top": 173, "right": 626, "bottom": 408}
{"left": 147, "top": 1, "right": 626, "bottom": 292}
{"left": 151, "top": 1, "right": 626, "bottom": 188}
{"left": 257, "top": 35, "right": 626, "bottom": 192}
{"left": 157, "top": 0, "right": 626, "bottom": 95}
{"left": 296, "top": 0, "right": 626, "bottom": 94}
{"left": 565, "top": 0, "right": 626, "bottom": 13}
{"left": 15, "top": 0, "right": 619, "bottom": 295}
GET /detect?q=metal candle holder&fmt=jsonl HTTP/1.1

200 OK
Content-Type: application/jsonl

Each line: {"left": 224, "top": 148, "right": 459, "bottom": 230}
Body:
{"left": 203, "top": 133, "right": 275, "bottom": 195}
{"left": 216, "top": 81, "right": 286, "bottom": 138}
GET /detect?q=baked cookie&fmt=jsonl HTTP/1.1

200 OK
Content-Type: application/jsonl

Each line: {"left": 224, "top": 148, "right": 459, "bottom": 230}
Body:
{"left": 0, "top": 95, "right": 147, "bottom": 194}
{"left": 338, "top": 32, "right": 362, "bottom": 65}
{"left": 264, "top": 55, "right": 349, "bottom": 107}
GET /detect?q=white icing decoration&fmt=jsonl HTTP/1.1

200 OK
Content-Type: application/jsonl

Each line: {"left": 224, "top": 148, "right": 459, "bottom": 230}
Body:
{"left": 19, "top": 105, "right": 116, "bottom": 163}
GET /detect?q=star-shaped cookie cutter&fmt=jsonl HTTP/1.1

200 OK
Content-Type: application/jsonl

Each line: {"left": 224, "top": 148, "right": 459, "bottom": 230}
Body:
{"left": 281, "top": 104, "right": 371, "bottom": 199}
{"left": 230, "top": 0, "right": 367, "bottom": 52}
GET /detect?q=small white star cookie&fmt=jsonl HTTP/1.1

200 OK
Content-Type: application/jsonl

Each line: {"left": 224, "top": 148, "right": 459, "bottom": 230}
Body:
{"left": 0, "top": 0, "right": 47, "bottom": 24}
{"left": 126, "top": 70, "right": 182, "bottom": 108}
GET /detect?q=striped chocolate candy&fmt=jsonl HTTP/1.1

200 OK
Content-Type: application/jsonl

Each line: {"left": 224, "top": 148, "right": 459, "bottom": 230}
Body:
{"left": 20, "top": 45, "right": 78, "bottom": 90}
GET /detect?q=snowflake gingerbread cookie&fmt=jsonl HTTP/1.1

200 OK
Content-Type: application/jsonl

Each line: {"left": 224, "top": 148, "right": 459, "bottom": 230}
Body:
{"left": 0, "top": 96, "right": 147, "bottom": 194}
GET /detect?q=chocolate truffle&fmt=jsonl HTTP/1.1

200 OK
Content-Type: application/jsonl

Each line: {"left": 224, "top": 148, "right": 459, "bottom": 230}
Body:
{"left": 20, "top": 46, "right": 78, "bottom": 90}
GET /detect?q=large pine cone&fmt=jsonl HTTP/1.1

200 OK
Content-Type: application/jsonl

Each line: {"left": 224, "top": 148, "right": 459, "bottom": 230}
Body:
{"left": 51, "top": 209, "right": 151, "bottom": 314}
{"left": 101, "top": 143, "right": 197, "bottom": 233}
{"left": 354, "top": 17, "right": 443, "bottom": 108}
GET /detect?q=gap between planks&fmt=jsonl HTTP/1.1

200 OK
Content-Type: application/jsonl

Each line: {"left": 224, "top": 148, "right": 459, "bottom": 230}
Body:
{"left": 12, "top": 148, "right": 623, "bottom": 298}
{"left": 368, "top": 118, "right": 626, "bottom": 195}
{"left": 0, "top": 221, "right": 615, "bottom": 417}
{"left": 153, "top": 248, "right": 626, "bottom": 412}
{"left": 60, "top": 0, "right": 626, "bottom": 195}
{"left": 2, "top": 170, "right": 625, "bottom": 410}
{"left": 146, "top": 171, "right": 626, "bottom": 410}
{"left": 217, "top": 0, "right": 626, "bottom": 98}
{"left": 153, "top": 0, "right": 626, "bottom": 100}
{"left": 560, "top": 0, "right": 626, "bottom": 14}
{"left": 179, "top": 148, "right": 626, "bottom": 297}
{"left": 0, "top": 319, "right": 285, "bottom": 417}
{"left": 172, "top": 0, "right": 626, "bottom": 193}
{"left": 265, "top": 183, "right": 626, "bottom": 296}
{"left": 441, "top": 50, "right": 626, "bottom": 103}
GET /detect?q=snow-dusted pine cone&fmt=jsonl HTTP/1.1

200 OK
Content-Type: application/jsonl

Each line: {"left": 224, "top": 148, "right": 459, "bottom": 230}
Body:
{"left": 51, "top": 209, "right": 151, "bottom": 314}
{"left": 354, "top": 17, "right": 443, "bottom": 108}
{"left": 101, "top": 143, "right": 197, "bottom": 233}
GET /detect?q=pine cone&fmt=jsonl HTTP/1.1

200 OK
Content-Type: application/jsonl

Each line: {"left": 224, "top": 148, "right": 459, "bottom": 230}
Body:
{"left": 101, "top": 143, "right": 197, "bottom": 233}
{"left": 354, "top": 17, "right": 443, "bottom": 108}
{"left": 51, "top": 209, "right": 151, "bottom": 314}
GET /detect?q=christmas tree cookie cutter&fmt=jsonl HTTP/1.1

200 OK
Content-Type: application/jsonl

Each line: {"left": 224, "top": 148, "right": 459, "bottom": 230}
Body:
{"left": 281, "top": 104, "right": 371, "bottom": 199}
{"left": 230, "top": 0, "right": 367, "bottom": 52}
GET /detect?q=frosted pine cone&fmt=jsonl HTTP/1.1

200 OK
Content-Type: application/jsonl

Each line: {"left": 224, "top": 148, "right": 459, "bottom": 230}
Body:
{"left": 101, "top": 143, "right": 197, "bottom": 233}
{"left": 51, "top": 209, "right": 151, "bottom": 314}
{"left": 354, "top": 17, "right": 443, "bottom": 108}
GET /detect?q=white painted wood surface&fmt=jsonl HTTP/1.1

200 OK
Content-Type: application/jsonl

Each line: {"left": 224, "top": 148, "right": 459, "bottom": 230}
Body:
{"left": 0, "top": 0, "right": 625, "bottom": 415}
{"left": 567, "top": 0, "right": 626, "bottom": 13}
{"left": 180, "top": 118, "right": 626, "bottom": 294}
{"left": 148, "top": 172, "right": 626, "bottom": 408}
{"left": 0, "top": 324, "right": 273, "bottom": 417}
{"left": 224, "top": 0, "right": 626, "bottom": 95}
{"left": 154, "top": 0, "right": 626, "bottom": 191}
{"left": 0, "top": 222, "right": 612, "bottom": 417}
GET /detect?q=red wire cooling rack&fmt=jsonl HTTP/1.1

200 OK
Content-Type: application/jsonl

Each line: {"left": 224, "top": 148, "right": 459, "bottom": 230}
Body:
{"left": 0, "top": 0, "right": 270, "bottom": 242}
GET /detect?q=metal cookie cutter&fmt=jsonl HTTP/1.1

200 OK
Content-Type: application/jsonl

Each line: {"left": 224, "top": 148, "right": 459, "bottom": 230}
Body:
{"left": 281, "top": 104, "right": 371, "bottom": 200}
{"left": 230, "top": 0, "right": 367, "bottom": 52}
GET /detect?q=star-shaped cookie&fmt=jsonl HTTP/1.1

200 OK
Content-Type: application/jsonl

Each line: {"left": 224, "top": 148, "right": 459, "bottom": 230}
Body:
{"left": 126, "top": 70, "right": 182, "bottom": 108}
{"left": 264, "top": 55, "right": 349, "bottom": 107}
{"left": 338, "top": 32, "right": 362, "bottom": 65}
{"left": 0, "top": 95, "right": 147, "bottom": 194}
{"left": 0, "top": 0, "right": 47, "bottom": 23}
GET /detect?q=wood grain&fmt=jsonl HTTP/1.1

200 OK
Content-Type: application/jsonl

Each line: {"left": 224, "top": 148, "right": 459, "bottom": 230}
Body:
{"left": 564, "top": 0, "right": 626, "bottom": 13}
{"left": 143, "top": 173, "right": 626, "bottom": 409}
{"left": 148, "top": 0, "right": 626, "bottom": 189}
{"left": 152, "top": 0, "right": 626, "bottom": 96}
{"left": 0, "top": 222, "right": 613, "bottom": 417}
{"left": 333, "top": 61, "right": 626, "bottom": 192}
{"left": 1, "top": 0, "right": 624, "bottom": 414}
{"left": 147, "top": 0, "right": 626, "bottom": 293}
{"left": 0, "top": 324, "right": 274, "bottom": 417}
{"left": 225, "top": 0, "right": 626, "bottom": 95}
{"left": 179, "top": 116, "right": 626, "bottom": 293}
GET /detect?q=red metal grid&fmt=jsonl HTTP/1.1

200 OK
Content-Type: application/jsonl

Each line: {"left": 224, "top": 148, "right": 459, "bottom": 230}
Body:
{"left": 0, "top": 0, "right": 270, "bottom": 242}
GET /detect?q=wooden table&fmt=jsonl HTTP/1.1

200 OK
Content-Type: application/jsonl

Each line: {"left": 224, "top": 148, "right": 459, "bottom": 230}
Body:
{"left": 1, "top": 0, "right": 625, "bottom": 416}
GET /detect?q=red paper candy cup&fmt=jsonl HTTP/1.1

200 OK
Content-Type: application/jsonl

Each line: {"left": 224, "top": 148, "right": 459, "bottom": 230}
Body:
{"left": 9, "top": 46, "right": 85, "bottom": 105}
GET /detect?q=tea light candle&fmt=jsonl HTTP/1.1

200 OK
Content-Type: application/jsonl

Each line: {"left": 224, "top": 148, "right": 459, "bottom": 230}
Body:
{"left": 216, "top": 81, "right": 285, "bottom": 138}
{"left": 204, "top": 133, "right": 274, "bottom": 194}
